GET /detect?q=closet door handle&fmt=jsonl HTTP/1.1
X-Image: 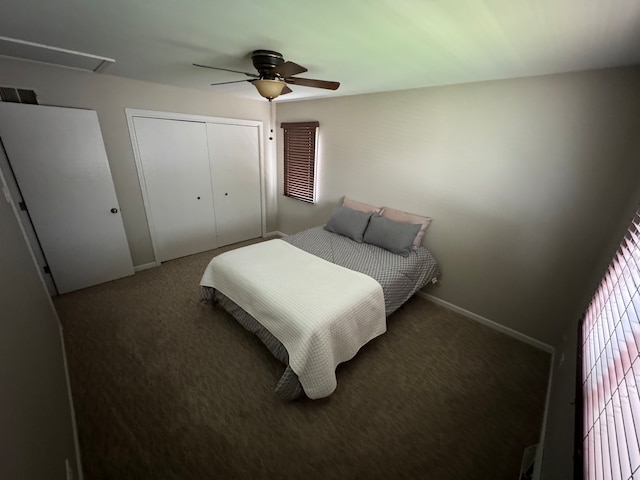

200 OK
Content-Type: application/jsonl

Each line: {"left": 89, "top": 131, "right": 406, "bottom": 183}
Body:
{"left": 110, "top": 208, "right": 119, "bottom": 214}
{"left": 225, "top": 193, "right": 228, "bottom": 196}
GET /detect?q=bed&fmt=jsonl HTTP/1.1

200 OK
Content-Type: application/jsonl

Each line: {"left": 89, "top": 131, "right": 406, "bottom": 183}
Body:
{"left": 200, "top": 202, "right": 440, "bottom": 400}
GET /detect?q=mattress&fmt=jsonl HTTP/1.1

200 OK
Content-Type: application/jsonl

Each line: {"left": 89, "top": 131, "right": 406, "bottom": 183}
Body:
{"left": 200, "top": 239, "right": 386, "bottom": 399}
{"left": 201, "top": 226, "right": 440, "bottom": 400}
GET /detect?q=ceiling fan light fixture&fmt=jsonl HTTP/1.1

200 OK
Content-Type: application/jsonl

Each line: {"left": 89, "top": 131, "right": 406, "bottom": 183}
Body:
{"left": 252, "top": 79, "right": 285, "bottom": 100}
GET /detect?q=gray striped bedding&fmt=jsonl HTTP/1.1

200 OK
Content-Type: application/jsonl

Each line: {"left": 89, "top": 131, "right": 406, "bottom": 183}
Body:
{"left": 284, "top": 227, "right": 439, "bottom": 315}
{"left": 201, "top": 226, "right": 440, "bottom": 400}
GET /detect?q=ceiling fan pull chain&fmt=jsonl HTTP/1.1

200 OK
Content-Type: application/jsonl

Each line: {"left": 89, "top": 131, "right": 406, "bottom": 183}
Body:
{"left": 269, "top": 100, "right": 275, "bottom": 141}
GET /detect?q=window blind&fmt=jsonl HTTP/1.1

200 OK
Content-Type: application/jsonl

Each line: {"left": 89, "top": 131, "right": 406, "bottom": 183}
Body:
{"left": 580, "top": 209, "right": 640, "bottom": 480}
{"left": 281, "top": 121, "right": 319, "bottom": 204}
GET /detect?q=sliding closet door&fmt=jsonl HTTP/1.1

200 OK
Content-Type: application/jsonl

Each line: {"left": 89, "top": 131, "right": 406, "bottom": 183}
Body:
{"left": 133, "top": 117, "right": 218, "bottom": 262}
{"left": 0, "top": 103, "right": 134, "bottom": 294}
{"left": 206, "top": 123, "right": 262, "bottom": 247}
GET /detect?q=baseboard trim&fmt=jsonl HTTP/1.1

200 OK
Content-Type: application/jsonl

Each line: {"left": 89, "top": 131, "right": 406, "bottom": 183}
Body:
{"left": 532, "top": 353, "right": 556, "bottom": 480}
{"left": 264, "top": 230, "right": 287, "bottom": 238}
{"left": 134, "top": 262, "right": 159, "bottom": 272}
{"left": 57, "top": 323, "right": 85, "bottom": 480}
{"left": 416, "top": 292, "right": 555, "bottom": 354}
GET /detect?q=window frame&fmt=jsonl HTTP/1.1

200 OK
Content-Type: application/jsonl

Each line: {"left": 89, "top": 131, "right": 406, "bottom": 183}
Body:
{"left": 281, "top": 121, "right": 319, "bottom": 204}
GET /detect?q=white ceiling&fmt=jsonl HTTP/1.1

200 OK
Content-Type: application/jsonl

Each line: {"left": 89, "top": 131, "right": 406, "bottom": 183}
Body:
{"left": 1, "top": 0, "right": 639, "bottom": 102}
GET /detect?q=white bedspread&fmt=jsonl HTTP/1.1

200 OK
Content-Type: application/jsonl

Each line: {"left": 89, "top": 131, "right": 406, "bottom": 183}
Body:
{"left": 200, "top": 239, "right": 386, "bottom": 399}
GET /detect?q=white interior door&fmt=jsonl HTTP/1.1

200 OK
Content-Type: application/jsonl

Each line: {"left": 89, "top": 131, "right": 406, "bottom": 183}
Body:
{"left": 133, "top": 117, "right": 218, "bottom": 262}
{"left": 0, "top": 103, "right": 134, "bottom": 294}
{"left": 207, "top": 123, "right": 262, "bottom": 247}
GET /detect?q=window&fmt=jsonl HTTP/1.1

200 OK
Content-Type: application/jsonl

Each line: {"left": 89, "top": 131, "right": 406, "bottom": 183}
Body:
{"left": 281, "top": 121, "right": 319, "bottom": 204}
{"left": 579, "top": 208, "right": 640, "bottom": 479}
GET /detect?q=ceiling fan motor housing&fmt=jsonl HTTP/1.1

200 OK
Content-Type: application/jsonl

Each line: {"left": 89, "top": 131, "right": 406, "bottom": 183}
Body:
{"left": 251, "top": 50, "right": 284, "bottom": 79}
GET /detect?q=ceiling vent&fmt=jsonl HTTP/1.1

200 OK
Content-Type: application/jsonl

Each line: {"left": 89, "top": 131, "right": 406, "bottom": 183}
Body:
{"left": 0, "top": 87, "right": 38, "bottom": 104}
{"left": 0, "top": 36, "right": 114, "bottom": 73}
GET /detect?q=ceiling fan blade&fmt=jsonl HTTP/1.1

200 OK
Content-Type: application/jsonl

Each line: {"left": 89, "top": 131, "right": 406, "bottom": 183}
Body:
{"left": 280, "top": 85, "right": 293, "bottom": 95}
{"left": 193, "top": 63, "right": 259, "bottom": 78}
{"left": 210, "top": 80, "right": 252, "bottom": 86}
{"left": 285, "top": 77, "right": 340, "bottom": 90}
{"left": 273, "top": 61, "right": 307, "bottom": 78}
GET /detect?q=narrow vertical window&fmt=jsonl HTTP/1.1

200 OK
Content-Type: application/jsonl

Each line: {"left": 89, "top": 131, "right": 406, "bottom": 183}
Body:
{"left": 281, "top": 121, "right": 319, "bottom": 204}
{"left": 579, "top": 208, "right": 640, "bottom": 479}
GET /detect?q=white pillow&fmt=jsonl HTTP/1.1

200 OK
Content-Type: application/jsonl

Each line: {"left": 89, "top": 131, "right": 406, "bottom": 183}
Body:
{"left": 342, "top": 196, "right": 381, "bottom": 214}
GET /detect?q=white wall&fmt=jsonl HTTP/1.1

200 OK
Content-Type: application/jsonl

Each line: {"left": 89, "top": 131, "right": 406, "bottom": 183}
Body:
{"left": 0, "top": 177, "right": 80, "bottom": 479}
{"left": 0, "top": 56, "right": 274, "bottom": 267}
{"left": 276, "top": 66, "right": 640, "bottom": 346}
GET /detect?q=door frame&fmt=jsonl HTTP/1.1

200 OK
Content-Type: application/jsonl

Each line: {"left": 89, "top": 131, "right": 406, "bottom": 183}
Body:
{"left": 0, "top": 142, "right": 57, "bottom": 295}
{"left": 125, "top": 109, "right": 266, "bottom": 265}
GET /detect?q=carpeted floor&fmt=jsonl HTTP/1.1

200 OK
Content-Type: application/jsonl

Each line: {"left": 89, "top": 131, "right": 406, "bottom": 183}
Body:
{"left": 55, "top": 238, "right": 551, "bottom": 480}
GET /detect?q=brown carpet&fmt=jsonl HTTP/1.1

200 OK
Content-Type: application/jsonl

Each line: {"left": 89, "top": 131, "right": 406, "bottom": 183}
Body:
{"left": 55, "top": 239, "right": 551, "bottom": 480}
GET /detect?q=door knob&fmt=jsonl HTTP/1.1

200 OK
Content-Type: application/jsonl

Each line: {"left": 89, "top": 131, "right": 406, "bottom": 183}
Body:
{"left": 225, "top": 192, "right": 228, "bottom": 196}
{"left": 111, "top": 208, "right": 119, "bottom": 214}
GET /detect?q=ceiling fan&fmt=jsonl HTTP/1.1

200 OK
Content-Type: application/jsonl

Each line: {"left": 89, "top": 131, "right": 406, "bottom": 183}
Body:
{"left": 193, "top": 50, "right": 340, "bottom": 101}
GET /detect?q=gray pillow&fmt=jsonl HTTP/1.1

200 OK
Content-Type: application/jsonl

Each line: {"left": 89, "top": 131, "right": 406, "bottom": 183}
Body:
{"left": 363, "top": 214, "right": 421, "bottom": 256}
{"left": 324, "top": 205, "right": 373, "bottom": 243}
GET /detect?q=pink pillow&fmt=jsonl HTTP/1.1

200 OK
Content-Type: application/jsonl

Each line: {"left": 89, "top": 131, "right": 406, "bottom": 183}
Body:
{"left": 380, "top": 207, "right": 431, "bottom": 249}
{"left": 342, "top": 196, "right": 381, "bottom": 214}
